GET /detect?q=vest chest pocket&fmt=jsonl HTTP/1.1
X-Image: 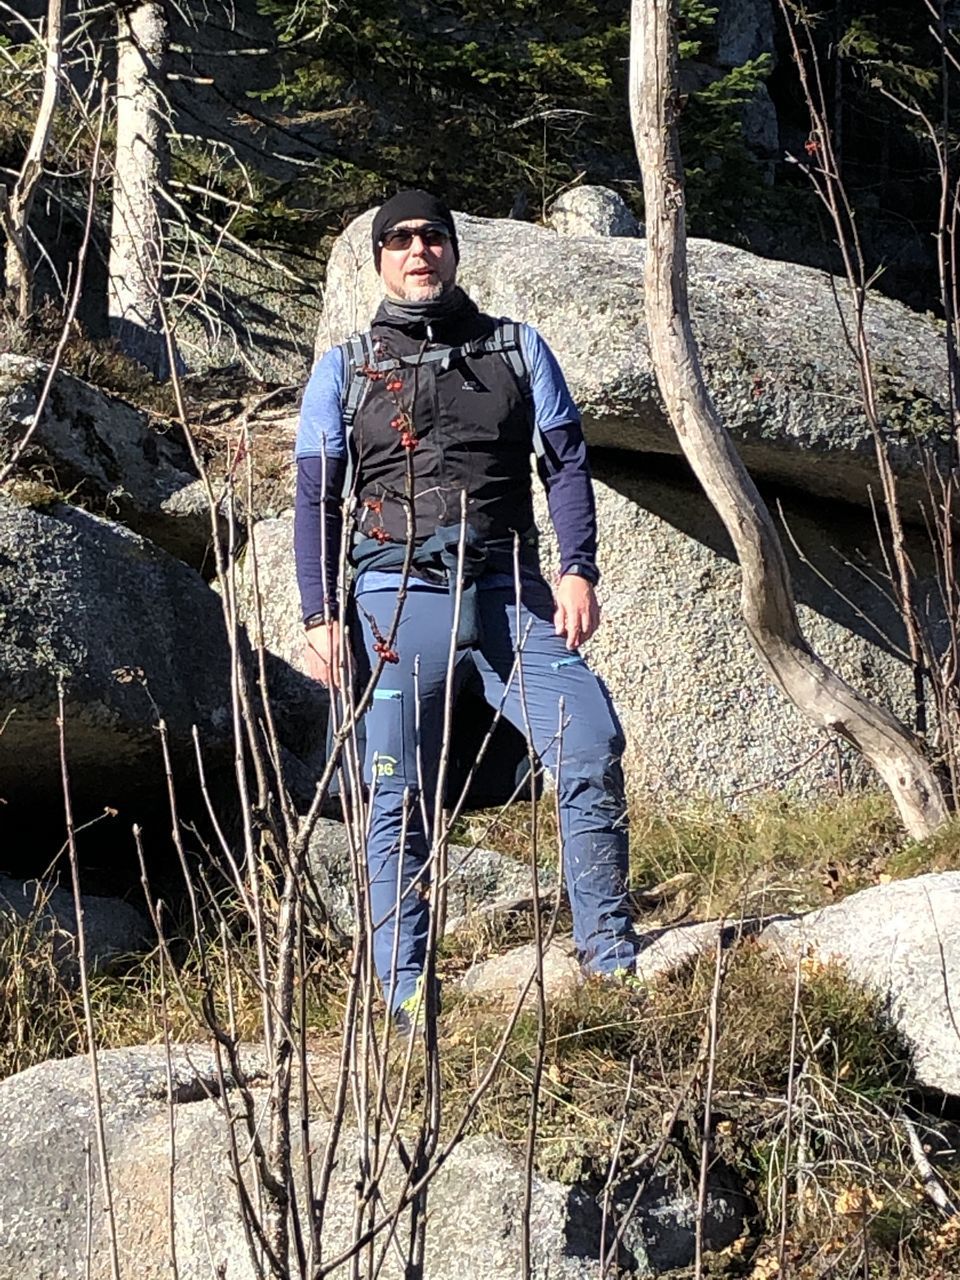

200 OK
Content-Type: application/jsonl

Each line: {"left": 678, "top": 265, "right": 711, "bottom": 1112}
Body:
{"left": 436, "top": 358, "right": 530, "bottom": 446}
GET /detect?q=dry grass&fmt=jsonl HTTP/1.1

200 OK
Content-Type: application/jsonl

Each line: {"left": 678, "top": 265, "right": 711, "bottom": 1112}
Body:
{"left": 435, "top": 941, "right": 912, "bottom": 1150}
{"left": 0, "top": 906, "right": 80, "bottom": 1078}
{"left": 4, "top": 790, "right": 959, "bottom": 1277}
{"left": 1, "top": 302, "right": 179, "bottom": 417}
{"left": 430, "top": 939, "right": 957, "bottom": 1278}
{"left": 0, "top": 894, "right": 346, "bottom": 1081}
{"left": 459, "top": 789, "right": 912, "bottom": 927}
{"left": 626, "top": 790, "right": 903, "bottom": 919}
{"left": 884, "top": 814, "right": 960, "bottom": 881}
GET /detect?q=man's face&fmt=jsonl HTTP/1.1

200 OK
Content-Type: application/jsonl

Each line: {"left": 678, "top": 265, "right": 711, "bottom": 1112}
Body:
{"left": 378, "top": 219, "right": 457, "bottom": 302}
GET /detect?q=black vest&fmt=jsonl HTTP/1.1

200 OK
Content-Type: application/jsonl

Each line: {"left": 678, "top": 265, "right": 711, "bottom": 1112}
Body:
{"left": 351, "top": 295, "right": 535, "bottom": 547}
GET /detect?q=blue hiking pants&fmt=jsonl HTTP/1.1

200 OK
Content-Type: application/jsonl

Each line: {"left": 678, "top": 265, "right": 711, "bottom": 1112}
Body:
{"left": 354, "top": 572, "right": 637, "bottom": 1011}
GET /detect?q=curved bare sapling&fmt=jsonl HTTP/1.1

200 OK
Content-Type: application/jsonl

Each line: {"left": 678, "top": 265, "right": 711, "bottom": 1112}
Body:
{"left": 629, "top": 0, "right": 949, "bottom": 839}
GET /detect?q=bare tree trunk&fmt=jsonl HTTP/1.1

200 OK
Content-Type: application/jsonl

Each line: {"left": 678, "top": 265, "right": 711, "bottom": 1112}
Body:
{"left": 629, "top": 0, "right": 949, "bottom": 839}
{"left": 1, "top": 0, "right": 63, "bottom": 319}
{"left": 109, "top": 0, "right": 175, "bottom": 378}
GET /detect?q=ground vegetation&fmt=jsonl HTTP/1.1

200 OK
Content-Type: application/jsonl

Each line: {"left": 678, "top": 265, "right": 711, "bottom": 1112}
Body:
{"left": 2, "top": 791, "right": 959, "bottom": 1276}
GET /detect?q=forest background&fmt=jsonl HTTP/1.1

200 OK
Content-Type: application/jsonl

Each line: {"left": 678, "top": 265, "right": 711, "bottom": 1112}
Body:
{"left": 1, "top": 0, "right": 957, "bottom": 353}
{"left": 4, "top": 6, "right": 960, "bottom": 1278}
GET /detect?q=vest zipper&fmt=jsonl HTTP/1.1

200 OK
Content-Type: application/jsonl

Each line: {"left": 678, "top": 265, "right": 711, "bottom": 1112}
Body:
{"left": 423, "top": 327, "right": 450, "bottom": 524}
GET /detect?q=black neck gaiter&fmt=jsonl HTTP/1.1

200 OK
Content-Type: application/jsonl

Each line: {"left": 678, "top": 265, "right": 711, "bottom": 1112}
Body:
{"left": 378, "top": 285, "right": 472, "bottom": 325}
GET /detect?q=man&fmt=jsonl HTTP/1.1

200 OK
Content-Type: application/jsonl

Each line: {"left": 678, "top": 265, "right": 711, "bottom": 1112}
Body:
{"left": 295, "top": 190, "right": 639, "bottom": 1030}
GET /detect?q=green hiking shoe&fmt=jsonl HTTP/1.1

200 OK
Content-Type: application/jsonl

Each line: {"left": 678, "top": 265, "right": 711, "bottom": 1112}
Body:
{"left": 393, "top": 975, "right": 441, "bottom": 1038}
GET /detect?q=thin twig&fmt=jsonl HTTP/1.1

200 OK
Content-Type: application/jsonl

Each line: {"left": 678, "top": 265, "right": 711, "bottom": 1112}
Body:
{"left": 695, "top": 928, "right": 726, "bottom": 1279}
{"left": 0, "top": 81, "right": 106, "bottom": 489}
{"left": 57, "top": 681, "right": 122, "bottom": 1280}
{"left": 901, "top": 1115, "right": 958, "bottom": 1216}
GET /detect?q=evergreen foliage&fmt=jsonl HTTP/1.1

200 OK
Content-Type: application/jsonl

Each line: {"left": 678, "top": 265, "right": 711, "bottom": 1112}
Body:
{"left": 3, "top": 1, "right": 958, "bottom": 316}
{"left": 249, "top": 0, "right": 777, "bottom": 244}
{"left": 255, "top": 0, "right": 636, "bottom": 227}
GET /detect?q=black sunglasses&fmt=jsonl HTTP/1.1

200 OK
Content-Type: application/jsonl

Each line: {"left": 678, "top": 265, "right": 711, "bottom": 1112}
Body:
{"left": 379, "top": 223, "right": 451, "bottom": 251}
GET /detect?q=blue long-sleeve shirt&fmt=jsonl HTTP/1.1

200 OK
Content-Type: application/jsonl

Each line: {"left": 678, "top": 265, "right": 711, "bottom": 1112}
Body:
{"left": 294, "top": 324, "right": 598, "bottom": 622}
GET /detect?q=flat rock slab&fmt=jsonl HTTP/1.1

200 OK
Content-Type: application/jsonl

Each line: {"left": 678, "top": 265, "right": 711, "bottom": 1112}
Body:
{"left": 460, "top": 919, "right": 755, "bottom": 1006}
{"left": 320, "top": 208, "right": 952, "bottom": 513}
{"left": 0, "top": 1047, "right": 617, "bottom": 1278}
{"left": 461, "top": 936, "right": 583, "bottom": 1004}
{"left": 761, "top": 872, "right": 960, "bottom": 1096}
{"left": 635, "top": 919, "right": 741, "bottom": 982}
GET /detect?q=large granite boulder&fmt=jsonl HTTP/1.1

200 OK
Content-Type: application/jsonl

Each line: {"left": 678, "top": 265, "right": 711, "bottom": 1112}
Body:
{"left": 251, "top": 461, "right": 926, "bottom": 800}
{"left": 0, "top": 355, "right": 213, "bottom": 571}
{"left": 0, "top": 493, "right": 232, "bottom": 814}
{"left": 542, "top": 462, "right": 925, "bottom": 800}
{"left": 0, "top": 1047, "right": 267, "bottom": 1280}
{"left": 317, "top": 207, "right": 951, "bottom": 513}
{"left": 0, "top": 1045, "right": 747, "bottom": 1278}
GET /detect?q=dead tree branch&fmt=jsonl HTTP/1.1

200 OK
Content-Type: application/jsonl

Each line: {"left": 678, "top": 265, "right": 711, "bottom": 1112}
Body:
{"left": 2, "top": 0, "right": 63, "bottom": 318}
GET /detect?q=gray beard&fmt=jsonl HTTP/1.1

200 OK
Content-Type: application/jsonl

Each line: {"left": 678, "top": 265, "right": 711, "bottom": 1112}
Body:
{"left": 394, "top": 278, "right": 452, "bottom": 303}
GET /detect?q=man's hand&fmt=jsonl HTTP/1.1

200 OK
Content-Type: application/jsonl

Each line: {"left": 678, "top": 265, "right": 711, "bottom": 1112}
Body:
{"left": 304, "top": 620, "right": 340, "bottom": 689}
{"left": 553, "top": 574, "right": 600, "bottom": 650}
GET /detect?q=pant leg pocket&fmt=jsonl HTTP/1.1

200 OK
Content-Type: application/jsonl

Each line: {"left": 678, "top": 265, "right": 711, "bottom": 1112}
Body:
{"left": 367, "top": 687, "right": 408, "bottom": 785}
{"left": 550, "top": 654, "right": 587, "bottom": 671}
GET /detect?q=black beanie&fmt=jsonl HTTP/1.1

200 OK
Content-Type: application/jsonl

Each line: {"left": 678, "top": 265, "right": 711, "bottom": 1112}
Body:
{"left": 372, "top": 190, "right": 459, "bottom": 273}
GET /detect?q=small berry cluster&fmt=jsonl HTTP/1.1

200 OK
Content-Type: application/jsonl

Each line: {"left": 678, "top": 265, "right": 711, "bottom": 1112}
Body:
{"left": 363, "top": 495, "right": 392, "bottom": 543}
{"left": 377, "top": 353, "right": 418, "bottom": 451}
{"left": 390, "top": 409, "right": 418, "bottom": 451}
{"left": 360, "top": 605, "right": 400, "bottom": 664}
{"left": 359, "top": 348, "right": 420, "bottom": 547}
{"left": 373, "top": 638, "right": 400, "bottom": 664}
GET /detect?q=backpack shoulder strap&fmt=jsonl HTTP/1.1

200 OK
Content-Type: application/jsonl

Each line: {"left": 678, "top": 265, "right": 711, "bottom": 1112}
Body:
{"left": 341, "top": 330, "right": 376, "bottom": 432}
{"left": 490, "top": 320, "right": 530, "bottom": 394}
{"left": 338, "top": 330, "right": 376, "bottom": 502}
{"left": 484, "top": 319, "right": 544, "bottom": 459}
